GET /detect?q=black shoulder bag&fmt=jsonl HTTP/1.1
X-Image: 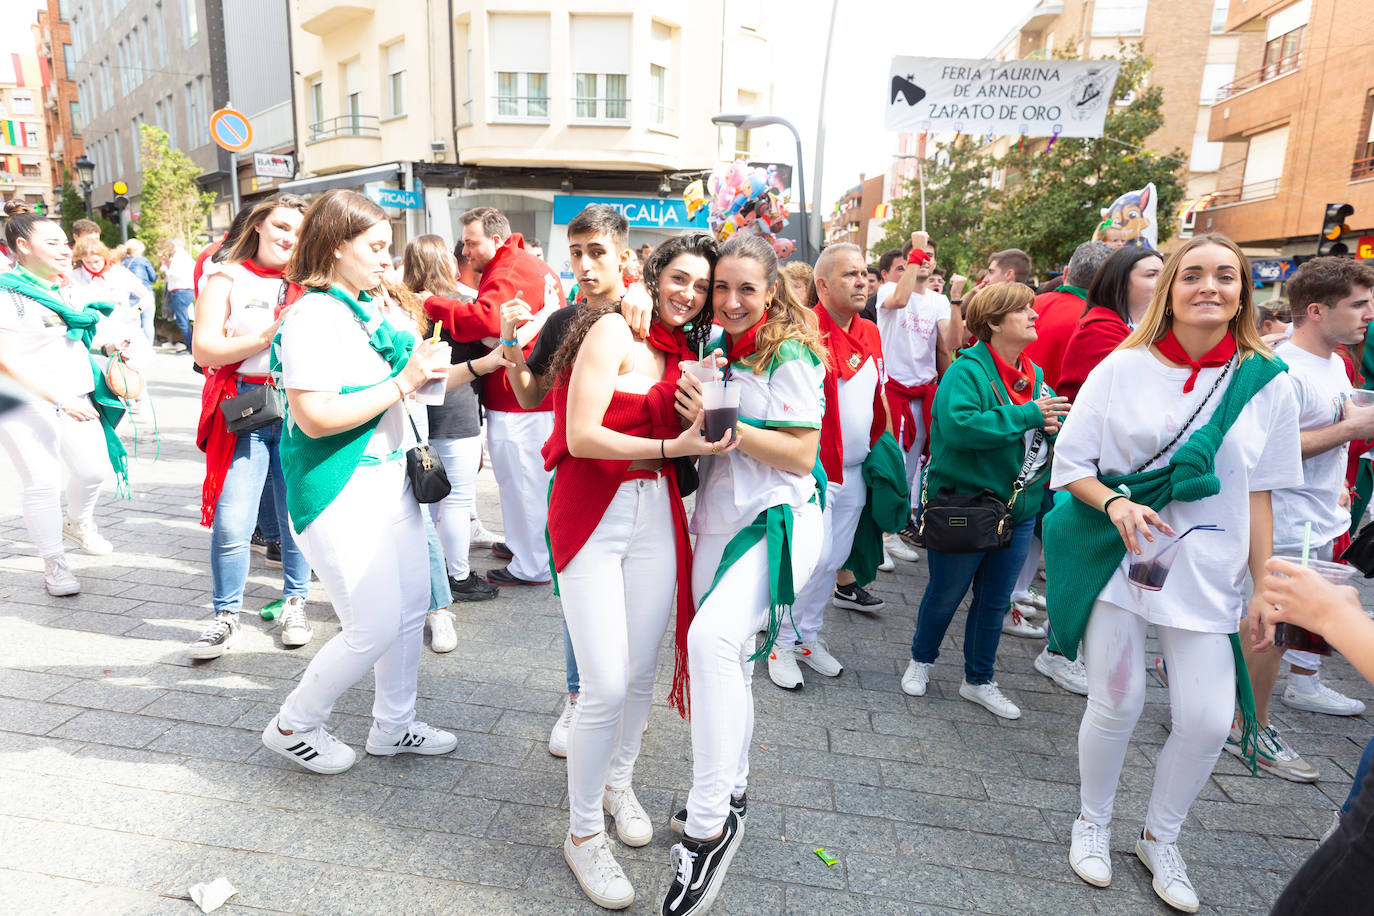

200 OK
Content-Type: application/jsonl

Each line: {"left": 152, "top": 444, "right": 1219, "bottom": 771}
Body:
{"left": 402, "top": 403, "right": 452, "bottom": 504}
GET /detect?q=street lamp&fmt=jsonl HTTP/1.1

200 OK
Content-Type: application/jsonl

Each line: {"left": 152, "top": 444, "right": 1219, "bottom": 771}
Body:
{"left": 711, "top": 113, "right": 811, "bottom": 263}
{"left": 74, "top": 154, "right": 95, "bottom": 219}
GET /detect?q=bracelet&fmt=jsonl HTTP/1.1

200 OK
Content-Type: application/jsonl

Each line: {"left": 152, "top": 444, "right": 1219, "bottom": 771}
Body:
{"left": 1102, "top": 494, "right": 1127, "bottom": 514}
{"left": 465, "top": 358, "right": 477, "bottom": 377}
{"left": 660, "top": 439, "right": 667, "bottom": 460}
{"left": 393, "top": 378, "right": 408, "bottom": 400}
{"left": 500, "top": 337, "right": 519, "bottom": 347}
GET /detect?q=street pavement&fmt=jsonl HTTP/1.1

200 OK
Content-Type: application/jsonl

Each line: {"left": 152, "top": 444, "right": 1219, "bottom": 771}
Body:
{"left": 1, "top": 348, "right": 1372, "bottom": 915}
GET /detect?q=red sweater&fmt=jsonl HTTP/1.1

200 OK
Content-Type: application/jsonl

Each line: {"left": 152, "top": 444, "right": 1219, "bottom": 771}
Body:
{"left": 424, "top": 233, "right": 564, "bottom": 413}
{"left": 1021, "top": 288, "right": 1087, "bottom": 390}
{"left": 1058, "top": 306, "right": 1130, "bottom": 403}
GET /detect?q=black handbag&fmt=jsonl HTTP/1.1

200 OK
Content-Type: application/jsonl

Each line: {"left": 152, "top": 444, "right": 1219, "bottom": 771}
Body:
{"left": 1340, "top": 524, "right": 1374, "bottom": 578}
{"left": 220, "top": 383, "right": 284, "bottom": 434}
{"left": 402, "top": 406, "right": 451, "bottom": 504}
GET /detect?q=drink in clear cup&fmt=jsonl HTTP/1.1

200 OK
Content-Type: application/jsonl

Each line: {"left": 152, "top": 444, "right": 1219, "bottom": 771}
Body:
{"left": 1127, "top": 532, "right": 1182, "bottom": 591}
{"left": 413, "top": 341, "right": 452, "bottom": 405}
{"left": 680, "top": 359, "right": 721, "bottom": 384}
{"left": 1272, "top": 556, "right": 1356, "bottom": 655}
{"left": 701, "top": 381, "right": 740, "bottom": 443}
{"left": 1345, "top": 388, "right": 1374, "bottom": 409}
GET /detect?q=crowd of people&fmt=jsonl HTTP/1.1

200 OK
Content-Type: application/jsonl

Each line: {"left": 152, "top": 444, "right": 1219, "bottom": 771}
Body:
{"left": 3, "top": 187, "right": 1374, "bottom": 916}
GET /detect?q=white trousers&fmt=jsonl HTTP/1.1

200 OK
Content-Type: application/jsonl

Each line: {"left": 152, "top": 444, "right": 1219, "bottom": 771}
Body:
{"left": 1078, "top": 600, "right": 1234, "bottom": 844}
{"left": 559, "top": 476, "right": 678, "bottom": 837}
{"left": 0, "top": 401, "right": 108, "bottom": 557}
{"left": 898, "top": 409, "right": 929, "bottom": 498}
{"left": 486, "top": 410, "right": 554, "bottom": 581}
{"left": 278, "top": 462, "right": 429, "bottom": 734}
{"left": 1011, "top": 535, "right": 1044, "bottom": 604}
{"left": 790, "top": 469, "right": 867, "bottom": 644}
{"left": 685, "top": 500, "right": 824, "bottom": 838}
{"left": 426, "top": 435, "right": 483, "bottom": 580}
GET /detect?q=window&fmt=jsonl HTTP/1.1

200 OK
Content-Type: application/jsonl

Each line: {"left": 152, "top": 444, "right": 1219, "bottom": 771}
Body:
{"left": 130, "top": 26, "right": 141, "bottom": 85}
{"left": 1210, "top": 0, "right": 1230, "bottom": 32}
{"left": 165, "top": 93, "right": 177, "bottom": 149}
{"left": 62, "top": 44, "right": 74, "bottom": 75}
{"left": 113, "top": 126, "right": 123, "bottom": 179}
{"left": 153, "top": 3, "right": 165, "bottom": 66}
{"left": 182, "top": 0, "right": 197, "bottom": 45}
{"left": 489, "top": 13, "right": 550, "bottom": 121}
{"left": 185, "top": 80, "right": 198, "bottom": 147}
{"left": 649, "top": 20, "right": 674, "bottom": 126}
{"left": 1198, "top": 62, "right": 1235, "bottom": 105}
{"left": 650, "top": 65, "right": 668, "bottom": 125}
{"left": 22, "top": 162, "right": 41, "bottom": 178}
{"left": 1190, "top": 131, "right": 1224, "bottom": 172}
{"left": 70, "top": 100, "right": 82, "bottom": 131}
{"left": 1091, "top": 0, "right": 1147, "bottom": 36}
{"left": 140, "top": 20, "right": 151, "bottom": 79}
{"left": 71, "top": 16, "right": 81, "bottom": 58}
{"left": 154, "top": 98, "right": 163, "bottom": 133}
{"left": 1353, "top": 91, "right": 1374, "bottom": 180}
{"left": 196, "top": 76, "right": 208, "bottom": 143}
{"left": 385, "top": 42, "right": 405, "bottom": 118}
{"left": 11, "top": 96, "right": 35, "bottom": 115}
{"left": 26, "top": 128, "right": 39, "bottom": 146}
{"left": 309, "top": 78, "right": 324, "bottom": 137}
{"left": 1241, "top": 125, "right": 1288, "bottom": 199}
{"left": 570, "top": 16, "right": 630, "bottom": 121}
{"left": 343, "top": 60, "right": 362, "bottom": 131}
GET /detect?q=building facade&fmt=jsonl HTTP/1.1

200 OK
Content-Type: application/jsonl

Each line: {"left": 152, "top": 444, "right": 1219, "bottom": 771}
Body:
{"left": 825, "top": 173, "right": 884, "bottom": 253}
{"left": 0, "top": 55, "right": 55, "bottom": 214}
{"left": 34, "top": 0, "right": 84, "bottom": 192}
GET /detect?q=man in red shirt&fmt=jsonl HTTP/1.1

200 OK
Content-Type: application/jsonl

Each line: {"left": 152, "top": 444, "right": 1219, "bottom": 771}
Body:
{"left": 1021, "top": 241, "right": 1113, "bottom": 389}
{"left": 424, "top": 207, "right": 565, "bottom": 586}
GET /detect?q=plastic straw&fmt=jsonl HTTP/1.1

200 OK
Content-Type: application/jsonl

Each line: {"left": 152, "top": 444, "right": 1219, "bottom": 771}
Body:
{"left": 1301, "top": 521, "right": 1312, "bottom": 568}
{"left": 431, "top": 320, "right": 443, "bottom": 343}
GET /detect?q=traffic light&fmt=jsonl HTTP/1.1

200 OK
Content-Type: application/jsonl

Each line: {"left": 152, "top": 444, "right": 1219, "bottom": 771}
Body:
{"left": 1318, "top": 203, "right": 1354, "bottom": 257}
{"left": 96, "top": 195, "right": 129, "bottom": 223}
{"left": 33, "top": 201, "right": 46, "bottom": 215}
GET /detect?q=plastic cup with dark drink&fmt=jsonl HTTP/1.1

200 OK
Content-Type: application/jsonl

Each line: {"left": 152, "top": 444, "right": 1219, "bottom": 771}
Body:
{"left": 1126, "top": 523, "right": 1225, "bottom": 592}
{"left": 1272, "top": 556, "right": 1356, "bottom": 656}
{"left": 701, "top": 381, "right": 740, "bottom": 444}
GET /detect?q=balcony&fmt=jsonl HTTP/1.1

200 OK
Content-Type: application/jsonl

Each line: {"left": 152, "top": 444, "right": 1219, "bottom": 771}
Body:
{"left": 304, "top": 114, "right": 382, "bottom": 174}
{"left": 1209, "top": 57, "right": 1304, "bottom": 143}
{"left": 1192, "top": 179, "right": 1288, "bottom": 245}
{"left": 1215, "top": 51, "right": 1302, "bottom": 102}
{"left": 298, "top": 0, "right": 374, "bottom": 36}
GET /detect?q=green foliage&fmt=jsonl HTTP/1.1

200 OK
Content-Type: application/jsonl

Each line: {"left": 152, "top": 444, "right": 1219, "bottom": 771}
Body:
{"left": 95, "top": 214, "right": 122, "bottom": 249}
{"left": 868, "top": 43, "right": 1186, "bottom": 277}
{"left": 135, "top": 124, "right": 214, "bottom": 254}
{"left": 58, "top": 170, "right": 86, "bottom": 239}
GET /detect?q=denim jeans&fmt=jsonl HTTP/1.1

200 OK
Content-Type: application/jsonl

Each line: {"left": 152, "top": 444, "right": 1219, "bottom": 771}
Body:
{"left": 209, "top": 403, "right": 310, "bottom": 615}
{"left": 1272, "top": 759, "right": 1374, "bottom": 914}
{"left": 424, "top": 512, "right": 452, "bottom": 612}
{"left": 257, "top": 469, "right": 279, "bottom": 541}
{"left": 168, "top": 288, "right": 194, "bottom": 350}
{"left": 1342, "top": 735, "right": 1374, "bottom": 815}
{"left": 564, "top": 618, "right": 580, "bottom": 694}
{"left": 911, "top": 515, "right": 1035, "bottom": 684}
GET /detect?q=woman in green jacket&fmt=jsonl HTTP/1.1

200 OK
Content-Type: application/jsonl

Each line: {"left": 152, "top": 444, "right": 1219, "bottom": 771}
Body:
{"left": 899, "top": 282, "right": 1069, "bottom": 719}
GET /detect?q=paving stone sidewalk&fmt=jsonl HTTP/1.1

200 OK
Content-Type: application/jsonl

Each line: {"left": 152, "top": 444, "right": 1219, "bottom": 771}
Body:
{"left": 2, "top": 349, "right": 1372, "bottom": 915}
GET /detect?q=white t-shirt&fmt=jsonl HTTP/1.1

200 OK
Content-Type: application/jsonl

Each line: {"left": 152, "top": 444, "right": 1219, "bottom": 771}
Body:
{"left": 278, "top": 291, "right": 414, "bottom": 460}
{"left": 165, "top": 249, "right": 195, "bottom": 291}
{"left": 838, "top": 356, "right": 882, "bottom": 467}
{"left": 70, "top": 264, "right": 154, "bottom": 367}
{"left": 875, "top": 283, "right": 950, "bottom": 386}
{"left": 0, "top": 279, "right": 94, "bottom": 398}
{"left": 204, "top": 261, "right": 284, "bottom": 375}
{"left": 692, "top": 342, "right": 825, "bottom": 535}
{"left": 1271, "top": 341, "right": 1350, "bottom": 551}
{"left": 1051, "top": 346, "right": 1303, "bottom": 633}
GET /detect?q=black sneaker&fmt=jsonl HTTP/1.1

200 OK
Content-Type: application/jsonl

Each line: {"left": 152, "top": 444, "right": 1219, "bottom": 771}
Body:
{"left": 265, "top": 540, "right": 282, "bottom": 568}
{"left": 897, "top": 521, "right": 921, "bottom": 548}
{"left": 486, "top": 566, "right": 550, "bottom": 587}
{"left": 187, "top": 612, "right": 240, "bottom": 660}
{"left": 669, "top": 793, "right": 746, "bottom": 836}
{"left": 450, "top": 572, "right": 498, "bottom": 602}
{"left": 831, "top": 582, "right": 885, "bottom": 612}
{"left": 662, "top": 810, "right": 744, "bottom": 916}
{"left": 491, "top": 541, "right": 514, "bottom": 560}
{"left": 251, "top": 528, "right": 267, "bottom": 554}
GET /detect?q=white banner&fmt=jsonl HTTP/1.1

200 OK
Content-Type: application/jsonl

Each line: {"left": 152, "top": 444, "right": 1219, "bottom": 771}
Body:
{"left": 253, "top": 152, "right": 296, "bottom": 179}
{"left": 886, "top": 57, "right": 1121, "bottom": 139}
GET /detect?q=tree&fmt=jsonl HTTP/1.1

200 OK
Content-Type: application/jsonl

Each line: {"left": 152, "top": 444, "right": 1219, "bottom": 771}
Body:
{"left": 57, "top": 171, "right": 86, "bottom": 239}
{"left": 135, "top": 123, "right": 214, "bottom": 253}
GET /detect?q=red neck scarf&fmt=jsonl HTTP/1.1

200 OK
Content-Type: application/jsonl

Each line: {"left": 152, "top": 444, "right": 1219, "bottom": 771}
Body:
{"left": 646, "top": 320, "right": 693, "bottom": 359}
{"left": 814, "top": 303, "right": 866, "bottom": 381}
{"left": 1155, "top": 329, "right": 1237, "bottom": 393}
{"left": 726, "top": 315, "right": 767, "bottom": 363}
{"left": 987, "top": 345, "right": 1036, "bottom": 405}
{"left": 85, "top": 261, "right": 110, "bottom": 279}
{"left": 242, "top": 258, "right": 284, "bottom": 278}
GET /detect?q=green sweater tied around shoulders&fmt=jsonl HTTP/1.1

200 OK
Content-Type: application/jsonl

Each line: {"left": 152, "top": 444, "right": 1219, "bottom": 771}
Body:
{"left": 1043, "top": 351, "right": 1287, "bottom": 774}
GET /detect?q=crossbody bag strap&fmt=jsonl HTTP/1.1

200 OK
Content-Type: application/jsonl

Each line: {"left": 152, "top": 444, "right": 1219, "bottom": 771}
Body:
{"left": 975, "top": 360, "right": 1046, "bottom": 508}
{"left": 1129, "top": 356, "right": 1233, "bottom": 475}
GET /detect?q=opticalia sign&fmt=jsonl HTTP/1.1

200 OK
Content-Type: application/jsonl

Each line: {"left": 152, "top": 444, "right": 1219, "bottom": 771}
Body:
{"left": 553, "top": 194, "right": 707, "bottom": 229}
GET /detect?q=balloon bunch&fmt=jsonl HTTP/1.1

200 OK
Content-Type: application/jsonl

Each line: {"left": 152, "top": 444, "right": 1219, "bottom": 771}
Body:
{"left": 685, "top": 159, "right": 795, "bottom": 260}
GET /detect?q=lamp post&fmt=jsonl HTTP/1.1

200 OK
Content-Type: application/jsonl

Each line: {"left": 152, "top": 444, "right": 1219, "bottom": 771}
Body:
{"left": 711, "top": 113, "right": 811, "bottom": 263}
{"left": 75, "top": 154, "right": 95, "bottom": 219}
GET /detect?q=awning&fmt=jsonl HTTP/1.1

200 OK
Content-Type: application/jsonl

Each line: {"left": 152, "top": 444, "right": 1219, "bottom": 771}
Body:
{"left": 277, "top": 162, "right": 403, "bottom": 196}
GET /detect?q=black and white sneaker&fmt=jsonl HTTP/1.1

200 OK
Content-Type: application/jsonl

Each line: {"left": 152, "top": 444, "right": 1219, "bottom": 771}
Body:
{"left": 662, "top": 810, "right": 744, "bottom": 916}
{"left": 260, "top": 716, "right": 357, "bottom": 774}
{"left": 365, "top": 720, "right": 459, "bottom": 757}
{"left": 897, "top": 521, "right": 922, "bottom": 548}
{"left": 831, "top": 582, "right": 885, "bottom": 612}
{"left": 450, "top": 572, "right": 499, "bottom": 602}
{"left": 265, "top": 540, "right": 282, "bottom": 568}
{"left": 187, "top": 612, "right": 240, "bottom": 660}
{"left": 669, "top": 793, "right": 746, "bottom": 836}
{"left": 250, "top": 528, "right": 268, "bottom": 554}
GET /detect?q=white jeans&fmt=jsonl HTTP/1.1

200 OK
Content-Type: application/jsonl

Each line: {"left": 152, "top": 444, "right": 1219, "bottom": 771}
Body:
{"left": 559, "top": 476, "right": 678, "bottom": 837}
{"left": 898, "top": 409, "right": 929, "bottom": 497}
{"left": 685, "top": 500, "right": 824, "bottom": 838}
{"left": 278, "top": 462, "right": 429, "bottom": 734}
{"left": 426, "top": 435, "right": 483, "bottom": 580}
{"left": 1011, "top": 535, "right": 1044, "bottom": 604}
{"left": 486, "top": 410, "right": 554, "bottom": 581}
{"left": 1078, "top": 599, "right": 1234, "bottom": 844}
{"left": 0, "top": 401, "right": 108, "bottom": 557}
{"left": 789, "top": 469, "right": 866, "bottom": 644}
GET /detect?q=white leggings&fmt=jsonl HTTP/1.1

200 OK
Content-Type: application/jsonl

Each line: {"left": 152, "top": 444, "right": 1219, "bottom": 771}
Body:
{"left": 685, "top": 500, "right": 824, "bottom": 838}
{"left": 278, "top": 462, "right": 429, "bottom": 734}
{"left": 1079, "top": 599, "right": 1234, "bottom": 844}
{"left": 486, "top": 410, "right": 554, "bottom": 581}
{"left": 558, "top": 476, "right": 677, "bottom": 837}
{"left": 426, "top": 435, "right": 483, "bottom": 580}
{"left": 0, "top": 401, "right": 108, "bottom": 557}
{"left": 790, "top": 470, "right": 865, "bottom": 644}
{"left": 1011, "top": 534, "right": 1043, "bottom": 604}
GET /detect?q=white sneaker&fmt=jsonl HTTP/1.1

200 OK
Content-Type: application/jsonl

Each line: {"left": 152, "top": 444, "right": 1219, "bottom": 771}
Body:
{"left": 900, "top": 659, "right": 932, "bottom": 697}
{"left": 550, "top": 694, "right": 577, "bottom": 758}
{"left": 43, "top": 555, "right": 81, "bottom": 596}
{"left": 1023, "top": 586, "right": 1047, "bottom": 611}
{"left": 279, "top": 596, "right": 312, "bottom": 648}
{"left": 959, "top": 680, "right": 1021, "bottom": 719}
{"left": 563, "top": 831, "right": 634, "bottom": 909}
{"left": 187, "top": 613, "right": 240, "bottom": 660}
{"left": 1136, "top": 830, "right": 1200, "bottom": 913}
{"left": 261, "top": 716, "right": 356, "bottom": 774}
{"left": 1282, "top": 673, "right": 1367, "bottom": 716}
{"left": 365, "top": 720, "right": 458, "bottom": 757}
{"left": 1034, "top": 647, "right": 1088, "bottom": 696}
{"left": 1002, "top": 606, "right": 1046, "bottom": 638}
{"left": 884, "top": 534, "right": 919, "bottom": 562}
{"left": 62, "top": 517, "right": 112, "bottom": 555}
{"left": 768, "top": 644, "right": 804, "bottom": 690}
{"left": 1069, "top": 817, "right": 1112, "bottom": 887}
{"left": 878, "top": 548, "right": 895, "bottom": 572}
{"left": 469, "top": 518, "right": 499, "bottom": 549}
{"left": 428, "top": 608, "right": 458, "bottom": 653}
{"left": 602, "top": 786, "right": 653, "bottom": 847}
{"left": 1010, "top": 598, "right": 1039, "bottom": 619}
{"left": 796, "top": 639, "right": 844, "bottom": 677}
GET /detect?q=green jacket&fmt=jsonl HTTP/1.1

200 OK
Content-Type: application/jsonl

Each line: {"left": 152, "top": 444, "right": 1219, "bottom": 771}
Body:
{"left": 924, "top": 341, "right": 1052, "bottom": 526}
{"left": 844, "top": 432, "right": 911, "bottom": 586}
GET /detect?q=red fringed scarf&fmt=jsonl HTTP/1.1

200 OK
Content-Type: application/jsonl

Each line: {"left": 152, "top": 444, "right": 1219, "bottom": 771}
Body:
{"left": 241, "top": 258, "right": 284, "bottom": 278}
{"left": 1156, "top": 330, "right": 1237, "bottom": 393}
{"left": 196, "top": 361, "right": 246, "bottom": 527}
{"left": 647, "top": 320, "right": 693, "bottom": 360}
{"left": 885, "top": 379, "right": 936, "bottom": 455}
{"left": 814, "top": 304, "right": 885, "bottom": 484}
{"left": 986, "top": 346, "right": 1036, "bottom": 405}
{"left": 84, "top": 260, "right": 110, "bottom": 279}
{"left": 726, "top": 315, "right": 767, "bottom": 363}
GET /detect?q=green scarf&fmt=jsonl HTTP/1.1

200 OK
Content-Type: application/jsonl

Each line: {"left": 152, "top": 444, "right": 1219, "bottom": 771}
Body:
{"left": 271, "top": 285, "right": 416, "bottom": 534}
{"left": 1043, "top": 352, "right": 1287, "bottom": 774}
{"left": 0, "top": 266, "right": 129, "bottom": 496}
{"left": 1054, "top": 284, "right": 1088, "bottom": 299}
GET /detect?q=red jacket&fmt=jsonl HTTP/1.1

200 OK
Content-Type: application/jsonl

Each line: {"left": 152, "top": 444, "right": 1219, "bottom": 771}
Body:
{"left": 1058, "top": 306, "right": 1130, "bottom": 403}
{"left": 1021, "top": 287, "right": 1087, "bottom": 390}
{"left": 424, "top": 233, "right": 564, "bottom": 412}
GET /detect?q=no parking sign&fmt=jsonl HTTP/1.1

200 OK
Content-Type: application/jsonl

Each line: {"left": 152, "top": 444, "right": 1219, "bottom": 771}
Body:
{"left": 209, "top": 108, "right": 253, "bottom": 153}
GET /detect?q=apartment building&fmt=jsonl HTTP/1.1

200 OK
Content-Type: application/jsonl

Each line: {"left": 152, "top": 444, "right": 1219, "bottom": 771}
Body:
{"left": 825, "top": 173, "right": 884, "bottom": 253}
{"left": 34, "top": 0, "right": 84, "bottom": 192}
{"left": 288, "top": 1, "right": 782, "bottom": 268}
{"left": 0, "top": 55, "right": 55, "bottom": 214}
{"left": 1197, "top": 0, "right": 1374, "bottom": 259}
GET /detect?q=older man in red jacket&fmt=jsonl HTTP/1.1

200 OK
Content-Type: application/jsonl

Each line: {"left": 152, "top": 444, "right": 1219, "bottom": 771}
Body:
{"left": 424, "top": 207, "right": 564, "bottom": 586}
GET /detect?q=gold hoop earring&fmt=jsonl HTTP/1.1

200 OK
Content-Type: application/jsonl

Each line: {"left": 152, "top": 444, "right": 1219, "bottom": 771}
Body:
{"left": 1164, "top": 306, "right": 1172, "bottom": 318}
